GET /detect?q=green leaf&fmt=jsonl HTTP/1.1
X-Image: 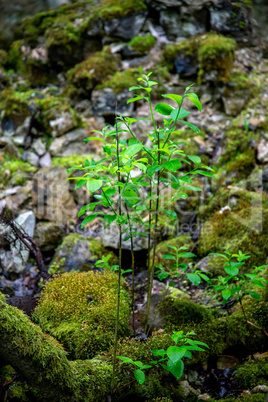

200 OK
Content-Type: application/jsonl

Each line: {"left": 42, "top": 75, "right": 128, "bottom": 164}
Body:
{"left": 187, "top": 273, "right": 201, "bottom": 286}
{"left": 152, "top": 349, "right": 166, "bottom": 356}
{"left": 81, "top": 214, "right": 99, "bottom": 229}
{"left": 86, "top": 179, "right": 102, "bottom": 192}
{"left": 162, "top": 94, "right": 183, "bottom": 105}
{"left": 193, "top": 170, "right": 214, "bottom": 177}
{"left": 208, "top": 253, "right": 229, "bottom": 260}
{"left": 147, "top": 165, "right": 162, "bottom": 176}
{"left": 170, "top": 108, "right": 191, "bottom": 121}
{"left": 187, "top": 96, "right": 202, "bottom": 112}
{"left": 224, "top": 265, "right": 239, "bottom": 276}
{"left": 148, "top": 80, "right": 158, "bottom": 86}
{"left": 177, "top": 193, "right": 188, "bottom": 199}
{"left": 184, "top": 185, "right": 202, "bottom": 192}
{"left": 157, "top": 271, "right": 169, "bottom": 281}
{"left": 178, "top": 252, "right": 196, "bottom": 258}
{"left": 127, "top": 96, "right": 145, "bottom": 104}
{"left": 75, "top": 179, "right": 87, "bottom": 190}
{"left": 129, "top": 86, "right": 143, "bottom": 91}
{"left": 249, "top": 291, "right": 260, "bottom": 300}
{"left": 180, "top": 120, "right": 200, "bottom": 134}
{"left": 117, "top": 356, "right": 133, "bottom": 364}
{"left": 167, "top": 346, "right": 186, "bottom": 363}
{"left": 167, "top": 359, "right": 184, "bottom": 380}
{"left": 164, "top": 209, "right": 177, "bottom": 219}
{"left": 134, "top": 370, "right": 145, "bottom": 385}
{"left": 163, "top": 159, "right": 181, "bottom": 172}
{"left": 163, "top": 254, "right": 176, "bottom": 260}
{"left": 123, "top": 143, "right": 143, "bottom": 157}
{"left": 103, "top": 215, "right": 117, "bottom": 224}
{"left": 187, "top": 155, "right": 201, "bottom": 165}
{"left": 222, "top": 289, "right": 232, "bottom": 300}
{"left": 84, "top": 136, "right": 104, "bottom": 142}
{"left": 154, "top": 103, "right": 174, "bottom": 116}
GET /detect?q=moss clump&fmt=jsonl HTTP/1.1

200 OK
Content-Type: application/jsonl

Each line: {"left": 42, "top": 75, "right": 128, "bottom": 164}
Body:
{"left": 0, "top": 160, "right": 36, "bottom": 187}
{"left": 163, "top": 33, "right": 236, "bottom": 83}
{"left": 158, "top": 297, "right": 213, "bottom": 329}
{"left": 0, "top": 89, "right": 32, "bottom": 126}
{"left": 0, "top": 50, "right": 8, "bottom": 67}
{"left": 33, "top": 271, "right": 130, "bottom": 359}
{"left": 52, "top": 154, "right": 91, "bottom": 169}
{"left": 91, "top": 0, "right": 147, "bottom": 20}
{"left": 198, "top": 189, "right": 268, "bottom": 270}
{"left": 128, "top": 35, "right": 156, "bottom": 54}
{"left": 96, "top": 67, "right": 143, "bottom": 93}
{"left": 216, "top": 148, "right": 256, "bottom": 185}
{"left": 66, "top": 47, "right": 120, "bottom": 93}
{"left": 197, "top": 34, "right": 236, "bottom": 82}
{"left": 235, "top": 356, "right": 268, "bottom": 388}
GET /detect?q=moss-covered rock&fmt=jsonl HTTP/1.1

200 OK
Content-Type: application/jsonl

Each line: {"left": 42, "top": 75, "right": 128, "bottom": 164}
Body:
{"left": 66, "top": 47, "right": 120, "bottom": 93}
{"left": 235, "top": 355, "right": 268, "bottom": 389}
{"left": 0, "top": 49, "right": 8, "bottom": 67}
{"left": 128, "top": 35, "right": 156, "bottom": 55}
{"left": 49, "top": 233, "right": 118, "bottom": 274}
{"left": 158, "top": 296, "right": 213, "bottom": 329}
{"left": 163, "top": 33, "right": 236, "bottom": 83}
{"left": 0, "top": 159, "right": 36, "bottom": 188}
{"left": 198, "top": 188, "right": 268, "bottom": 272}
{"left": 32, "top": 270, "right": 130, "bottom": 359}
{"left": 96, "top": 67, "right": 143, "bottom": 93}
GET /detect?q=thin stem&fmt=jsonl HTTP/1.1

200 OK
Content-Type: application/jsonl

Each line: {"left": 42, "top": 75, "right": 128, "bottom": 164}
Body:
{"left": 239, "top": 297, "right": 248, "bottom": 324}
{"left": 101, "top": 188, "right": 117, "bottom": 216}
{"left": 126, "top": 204, "right": 136, "bottom": 337}
{"left": 145, "top": 181, "right": 152, "bottom": 330}
{"left": 111, "top": 116, "right": 122, "bottom": 392}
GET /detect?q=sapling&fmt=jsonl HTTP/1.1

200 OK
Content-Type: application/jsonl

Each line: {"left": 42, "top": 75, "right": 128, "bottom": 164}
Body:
{"left": 118, "top": 330, "right": 209, "bottom": 384}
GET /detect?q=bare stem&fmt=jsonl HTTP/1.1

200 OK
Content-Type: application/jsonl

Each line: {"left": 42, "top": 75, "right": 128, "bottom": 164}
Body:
{"left": 126, "top": 204, "right": 136, "bottom": 337}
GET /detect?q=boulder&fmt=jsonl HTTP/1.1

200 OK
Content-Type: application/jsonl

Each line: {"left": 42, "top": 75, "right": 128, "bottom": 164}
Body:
{"left": 0, "top": 211, "right": 35, "bottom": 275}
{"left": 101, "top": 220, "right": 148, "bottom": 251}
{"left": 32, "top": 165, "right": 77, "bottom": 225}
{"left": 34, "top": 221, "right": 65, "bottom": 251}
{"left": 49, "top": 128, "right": 91, "bottom": 157}
{"left": 92, "top": 88, "right": 134, "bottom": 117}
{"left": 103, "top": 11, "right": 148, "bottom": 40}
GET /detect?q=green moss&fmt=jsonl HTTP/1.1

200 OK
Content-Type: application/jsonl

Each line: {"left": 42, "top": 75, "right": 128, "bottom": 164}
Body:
{"left": 235, "top": 356, "right": 268, "bottom": 388}
{"left": 0, "top": 50, "right": 8, "bottom": 66}
{"left": 52, "top": 154, "right": 91, "bottom": 169}
{"left": 162, "top": 33, "right": 236, "bottom": 83}
{"left": 158, "top": 297, "right": 213, "bottom": 329}
{"left": 0, "top": 160, "right": 36, "bottom": 187}
{"left": 198, "top": 189, "right": 268, "bottom": 270}
{"left": 0, "top": 89, "right": 32, "bottom": 125}
{"left": 216, "top": 148, "right": 256, "bottom": 185}
{"left": 66, "top": 47, "right": 120, "bottom": 92}
{"left": 96, "top": 67, "right": 143, "bottom": 93}
{"left": 229, "top": 71, "right": 253, "bottom": 90}
{"left": 32, "top": 271, "right": 130, "bottom": 359}
{"left": 91, "top": 0, "right": 147, "bottom": 20}
{"left": 210, "top": 396, "right": 265, "bottom": 402}
{"left": 128, "top": 35, "right": 156, "bottom": 54}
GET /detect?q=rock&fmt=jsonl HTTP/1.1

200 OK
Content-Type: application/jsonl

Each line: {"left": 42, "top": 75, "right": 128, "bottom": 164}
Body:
{"left": 49, "top": 128, "right": 92, "bottom": 157}
{"left": 174, "top": 53, "right": 197, "bottom": 76}
{"left": 2, "top": 139, "right": 21, "bottom": 159}
{"left": 32, "top": 165, "right": 77, "bottom": 225}
{"left": 4, "top": 181, "right": 32, "bottom": 215}
{"left": 159, "top": 9, "right": 207, "bottom": 40}
{"left": 222, "top": 89, "right": 250, "bottom": 116}
{"left": 14, "top": 116, "right": 31, "bottom": 139}
{"left": 101, "top": 220, "right": 148, "bottom": 251}
{"left": 39, "top": 152, "right": 52, "bottom": 168}
{"left": 34, "top": 221, "right": 65, "bottom": 251}
{"left": 251, "top": 385, "right": 268, "bottom": 393}
{"left": 32, "top": 139, "right": 46, "bottom": 156}
{"left": 26, "top": 151, "right": 39, "bottom": 167}
{"left": 210, "top": 3, "right": 252, "bottom": 38}
{"left": 49, "top": 112, "right": 77, "bottom": 138}
{"left": 103, "top": 12, "right": 148, "bottom": 40}
{"left": 0, "top": 211, "right": 35, "bottom": 275}
{"left": 257, "top": 137, "right": 268, "bottom": 163}
{"left": 91, "top": 88, "right": 134, "bottom": 117}
{"left": 217, "top": 355, "right": 240, "bottom": 370}
{"left": 49, "top": 233, "right": 116, "bottom": 273}
{"left": 198, "top": 394, "right": 211, "bottom": 401}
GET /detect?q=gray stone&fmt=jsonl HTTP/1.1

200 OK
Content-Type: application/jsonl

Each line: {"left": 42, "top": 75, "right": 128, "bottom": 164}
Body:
{"left": 49, "top": 111, "right": 77, "bottom": 138}
{"left": 257, "top": 138, "right": 268, "bottom": 163}
{"left": 103, "top": 11, "right": 148, "bottom": 40}
{"left": 34, "top": 221, "right": 65, "bottom": 251}
{"left": 32, "top": 165, "right": 77, "bottom": 225}
{"left": 92, "top": 88, "right": 134, "bottom": 117}
{"left": 39, "top": 152, "right": 52, "bottom": 168}
{"left": 26, "top": 151, "right": 39, "bottom": 167}
{"left": 210, "top": 4, "right": 252, "bottom": 37}
{"left": 222, "top": 89, "right": 250, "bottom": 117}
{"left": 0, "top": 211, "right": 35, "bottom": 275}
{"left": 32, "top": 138, "right": 46, "bottom": 156}
{"left": 49, "top": 128, "right": 91, "bottom": 157}
{"left": 159, "top": 10, "right": 207, "bottom": 40}
{"left": 14, "top": 116, "right": 31, "bottom": 139}
{"left": 101, "top": 220, "right": 148, "bottom": 251}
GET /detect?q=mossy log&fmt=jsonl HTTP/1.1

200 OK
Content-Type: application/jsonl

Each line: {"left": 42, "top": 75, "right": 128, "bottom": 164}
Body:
{"left": 0, "top": 293, "right": 113, "bottom": 401}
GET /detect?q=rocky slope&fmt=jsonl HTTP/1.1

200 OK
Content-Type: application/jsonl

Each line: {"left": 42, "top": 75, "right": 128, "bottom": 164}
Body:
{"left": 0, "top": 0, "right": 268, "bottom": 401}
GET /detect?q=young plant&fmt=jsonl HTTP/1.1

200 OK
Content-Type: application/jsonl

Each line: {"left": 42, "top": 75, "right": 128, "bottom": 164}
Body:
{"left": 118, "top": 330, "right": 209, "bottom": 384}
{"left": 156, "top": 245, "right": 211, "bottom": 287}
{"left": 209, "top": 250, "right": 268, "bottom": 333}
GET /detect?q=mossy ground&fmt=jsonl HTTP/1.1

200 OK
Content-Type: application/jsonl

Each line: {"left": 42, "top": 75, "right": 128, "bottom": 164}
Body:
{"left": 32, "top": 270, "right": 130, "bottom": 359}
{"left": 235, "top": 355, "right": 268, "bottom": 388}
{"left": 96, "top": 67, "right": 144, "bottom": 93}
